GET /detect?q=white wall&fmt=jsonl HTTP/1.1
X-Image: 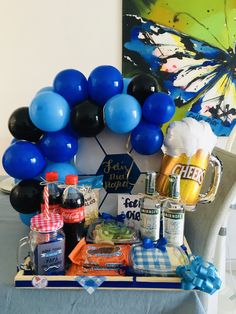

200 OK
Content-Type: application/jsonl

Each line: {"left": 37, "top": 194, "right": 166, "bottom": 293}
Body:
{"left": 0, "top": 0, "right": 122, "bottom": 174}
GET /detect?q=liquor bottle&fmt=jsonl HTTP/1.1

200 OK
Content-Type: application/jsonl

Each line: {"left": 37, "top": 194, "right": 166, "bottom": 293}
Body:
{"left": 163, "top": 174, "right": 185, "bottom": 246}
{"left": 140, "top": 171, "right": 161, "bottom": 241}
{"left": 60, "top": 175, "right": 85, "bottom": 259}
{"left": 41, "top": 172, "right": 61, "bottom": 214}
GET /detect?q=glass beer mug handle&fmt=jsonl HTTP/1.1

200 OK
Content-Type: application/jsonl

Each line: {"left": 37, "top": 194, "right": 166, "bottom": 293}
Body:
{"left": 198, "top": 154, "right": 222, "bottom": 204}
{"left": 17, "top": 236, "right": 30, "bottom": 271}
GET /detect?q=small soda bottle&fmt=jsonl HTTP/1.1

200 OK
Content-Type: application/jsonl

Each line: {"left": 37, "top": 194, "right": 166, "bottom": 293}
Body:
{"left": 41, "top": 172, "right": 61, "bottom": 214}
{"left": 60, "top": 175, "right": 85, "bottom": 259}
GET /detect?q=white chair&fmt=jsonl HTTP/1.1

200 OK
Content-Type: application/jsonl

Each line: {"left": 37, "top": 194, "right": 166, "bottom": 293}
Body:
{"left": 185, "top": 146, "right": 236, "bottom": 313}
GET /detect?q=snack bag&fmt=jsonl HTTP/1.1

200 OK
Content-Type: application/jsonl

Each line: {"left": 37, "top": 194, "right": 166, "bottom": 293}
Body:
{"left": 78, "top": 175, "right": 103, "bottom": 227}
{"left": 66, "top": 238, "right": 130, "bottom": 276}
{"left": 66, "top": 263, "right": 123, "bottom": 276}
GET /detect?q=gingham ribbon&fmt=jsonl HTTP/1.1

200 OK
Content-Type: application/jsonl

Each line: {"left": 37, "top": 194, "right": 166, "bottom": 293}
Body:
{"left": 31, "top": 213, "right": 63, "bottom": 233}
{"left": 132, "top": 245, "right": 171, "bottom": 272}
{"left": 75, "top": 276, "right": 106, "bottom": 294}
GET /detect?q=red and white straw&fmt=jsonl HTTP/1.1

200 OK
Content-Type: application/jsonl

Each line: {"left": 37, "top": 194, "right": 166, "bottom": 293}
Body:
{"left": 43, "top": 185, "right": 50, "bottom": 220}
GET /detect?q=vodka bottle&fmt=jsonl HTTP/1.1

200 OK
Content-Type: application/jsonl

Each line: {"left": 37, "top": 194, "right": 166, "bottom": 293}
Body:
{"left": 163, "top": 174, "right": 185, "bottom": 246}
{"left": 140, "top": 172, "right": 161, "bottom": 241}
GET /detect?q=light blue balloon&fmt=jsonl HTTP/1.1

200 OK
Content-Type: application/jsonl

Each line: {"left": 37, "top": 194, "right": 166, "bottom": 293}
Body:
{"left": 122, "top": 78, "right": 132, "bottom": 94}
{"left": 42, "top": 162, "right": 78, "bottom": 183}
{"left": 29, "top": 91, "right": 70, "bottom": 132}
{"left": 36, "top": 86, "right": 54, "bottom": 95}
{"left": 104, "top": 94, "right": 142, "bottom": 134}
{"left": 19, "top": 211, "right": 38, "bottom": 227}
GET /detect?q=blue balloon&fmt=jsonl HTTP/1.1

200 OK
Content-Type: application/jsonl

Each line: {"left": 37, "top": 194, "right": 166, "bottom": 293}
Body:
{"left": 104, "top": 94, "right": 142, "bottom": 134}
{"left": 42, "top": 163, "right": 78, "bottom": 183}
{"left": 2, "top": 141, "right": 46, "bottom": 179}
{"left": 11, "top": 138, "right": 18, "bottom": 144}
{"left": 38, "top": 130, "right": 79, "bottom": 162}
{"left": 19, "top": 211, "right": 38, "bottom": 227}
{"left": 131, "top": 121, "right": 164, "bottom": 155}
{"left": 36, "top": 86, "right": 54, "bottom": 95}
{"left": 88, "top": 65, "right": 123, "bottom": 106}
{"left": 143, "top": 92, "right": 176, "bottom": 125}
{"left": 63, "top": 122, "right": 80, "bottom": 138}
{"left": 29, "top": 91, "right": 70, "bottom": 132}
{"left": 53, "top": 69, "right": 88, "bottom": 108}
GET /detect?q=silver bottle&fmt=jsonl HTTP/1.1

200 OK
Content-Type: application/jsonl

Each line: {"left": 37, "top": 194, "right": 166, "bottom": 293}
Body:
{"left": 140, "top": 172, "right": 160, "bottom": 241}
{"left": 163, "top": 174, "right": 185, "bottom": 246}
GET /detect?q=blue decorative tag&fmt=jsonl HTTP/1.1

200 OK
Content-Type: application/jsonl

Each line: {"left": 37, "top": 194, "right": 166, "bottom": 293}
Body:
{"left": 96, "top": 154, "right": 140, "bottom": 193}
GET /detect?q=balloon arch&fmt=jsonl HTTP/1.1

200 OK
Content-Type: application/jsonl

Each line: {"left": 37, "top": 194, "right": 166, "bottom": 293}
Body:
{"left": 2, "top": 65, "right": 175, "bottom": 224}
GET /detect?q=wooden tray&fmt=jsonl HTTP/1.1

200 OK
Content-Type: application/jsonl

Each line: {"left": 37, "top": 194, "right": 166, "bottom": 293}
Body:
{"left": 15, "top": 240, "right": 191, "bottom": 290}
{"left": 15, "top": 271, "right": 182, "bottom": 290}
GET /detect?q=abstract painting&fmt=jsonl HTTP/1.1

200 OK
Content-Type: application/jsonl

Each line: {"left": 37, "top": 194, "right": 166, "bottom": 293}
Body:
{"left": 122, "top": 0, "right": 236, "bottom": 136}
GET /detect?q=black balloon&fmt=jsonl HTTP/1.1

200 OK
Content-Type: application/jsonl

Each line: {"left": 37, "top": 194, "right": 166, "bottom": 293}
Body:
{"left": 70, "top": 99, "right": 104, "bottom": 137}
{"left": 127, "top": 73, "right": 160, "bottom": 106}
{"left": 10, "top": 179, "right": 43, "bottom": 214}
{"left": 8, "top": 107, "right": 44, "bottom": 142}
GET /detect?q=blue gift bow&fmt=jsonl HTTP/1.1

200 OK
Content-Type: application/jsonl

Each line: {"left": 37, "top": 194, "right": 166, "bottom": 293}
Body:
{"left": 99, "top": 212, "right": 126, "bottom": 223}
{"left": 142, "top": 237, "right": 168, "bottom": 253}
{"left": 176, "top": 255, "right": 222, "bottom": 294}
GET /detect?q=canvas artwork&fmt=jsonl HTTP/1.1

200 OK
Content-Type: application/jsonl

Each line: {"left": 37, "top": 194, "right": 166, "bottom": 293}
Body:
{"left": 122, "top": 0, "right": 236, "bottom": 136}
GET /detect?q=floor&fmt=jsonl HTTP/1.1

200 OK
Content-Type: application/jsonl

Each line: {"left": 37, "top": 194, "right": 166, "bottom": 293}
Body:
{"left": 218, "top": 270, "right": 236, "bottom": 314}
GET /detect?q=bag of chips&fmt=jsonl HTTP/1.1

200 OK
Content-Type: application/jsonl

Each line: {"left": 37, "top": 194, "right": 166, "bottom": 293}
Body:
{"left": 78, "top": 175, "right": 103, "bottom": 227}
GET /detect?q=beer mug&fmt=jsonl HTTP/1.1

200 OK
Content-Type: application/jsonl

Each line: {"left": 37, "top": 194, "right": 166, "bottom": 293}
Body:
{"left": 156, "top": 118, "right": 222, "bottom": 211}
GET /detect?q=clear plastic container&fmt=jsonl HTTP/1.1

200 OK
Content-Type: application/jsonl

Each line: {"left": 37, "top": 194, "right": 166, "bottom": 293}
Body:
{"left": 86, "top": 218, "right": 140, "bottom": 244}
{"left": 129, "top": 243, "right": 189, "bottom": 277}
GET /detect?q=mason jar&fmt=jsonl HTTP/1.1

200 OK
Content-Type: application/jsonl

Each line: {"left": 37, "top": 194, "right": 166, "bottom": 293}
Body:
{"left": 18, "top": 213, "right": 65, "bottom": 275}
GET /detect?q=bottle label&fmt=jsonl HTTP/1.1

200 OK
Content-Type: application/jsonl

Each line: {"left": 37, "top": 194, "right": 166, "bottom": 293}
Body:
{"left": 164, "top": 212, "right": 184, "bottom": 220}
{"left": 140, "top": 206, "right": 160, "bottom": 241}
{"left": 163, "top": 212, "right": 184, "bottom": 246}
{"left": 36, "top": 239, "right": 65, "bottom": 275}
{"left": 41, "top": 204, "right": 60, "bottom": 214}
{"left": 60, "top": 206, "right": 85, "bottom": 223}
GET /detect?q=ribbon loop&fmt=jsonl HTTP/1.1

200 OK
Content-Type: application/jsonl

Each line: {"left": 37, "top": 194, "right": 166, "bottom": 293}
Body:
{"left": 99, "top": 212, "right": 125, "bottom": 223}
{"left": 176, "top": 255, "right": 222, "bottom": 294}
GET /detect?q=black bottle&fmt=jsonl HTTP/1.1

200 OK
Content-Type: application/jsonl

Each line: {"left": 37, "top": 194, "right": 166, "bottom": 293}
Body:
{"left": 60, "top": 175, "right": 85, "bottom": 259}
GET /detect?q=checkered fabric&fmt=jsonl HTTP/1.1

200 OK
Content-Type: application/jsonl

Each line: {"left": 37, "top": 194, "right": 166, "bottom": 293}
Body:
{"left": 132, "top": 246, "right": 171, "bottom": 274}
{"left": 76, "top": 276, "right": 106, "bottom": 294}
{"left": 31, "top": 213, "right": 63, "bottom": 232}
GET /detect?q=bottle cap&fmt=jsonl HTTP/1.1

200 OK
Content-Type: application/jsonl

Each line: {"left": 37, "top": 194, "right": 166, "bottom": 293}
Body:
{"left": 65, "top": 174, "right": 78, "bottom": 185}
{"left": 45, "top": 172, "right": 58, "bottom": 182}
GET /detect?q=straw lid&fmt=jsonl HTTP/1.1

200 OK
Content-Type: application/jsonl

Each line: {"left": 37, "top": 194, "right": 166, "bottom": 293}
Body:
{"left": 31, "top": 213, "right": 63, "bottom": 233}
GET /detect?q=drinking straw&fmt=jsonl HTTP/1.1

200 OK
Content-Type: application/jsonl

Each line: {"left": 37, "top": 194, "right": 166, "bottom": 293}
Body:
{"left": 43, "top": 185, "right": 50, "bottom": 220}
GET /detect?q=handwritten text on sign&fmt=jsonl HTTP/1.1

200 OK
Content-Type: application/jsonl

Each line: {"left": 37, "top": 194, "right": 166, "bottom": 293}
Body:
{"left": 97, "top": 154, "right": 140, "bottom": 193}
{"left": 118, "top": 194, "right": 141, "bottom": 229}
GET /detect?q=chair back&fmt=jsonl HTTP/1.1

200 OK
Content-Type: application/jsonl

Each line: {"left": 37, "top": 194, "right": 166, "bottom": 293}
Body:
{"left": 185, "top": 147, "right": 236, "bottom": 261}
